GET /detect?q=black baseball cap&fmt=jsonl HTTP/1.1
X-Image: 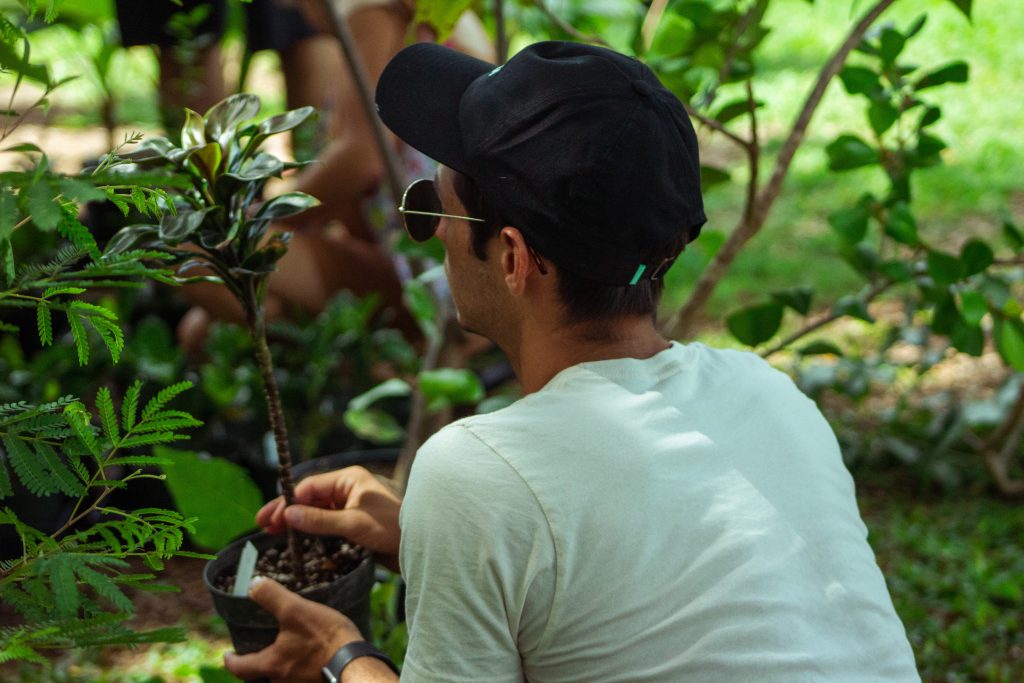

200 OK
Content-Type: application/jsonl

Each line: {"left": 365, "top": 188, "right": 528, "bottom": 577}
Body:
{"left": 375, "top": 40, "right": 705, "bottom": 286}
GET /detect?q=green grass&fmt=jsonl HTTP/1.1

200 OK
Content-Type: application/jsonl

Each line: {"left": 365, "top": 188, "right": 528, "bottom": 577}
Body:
{"left": 860, "top": 483, "right": 1024, "bottom": 681}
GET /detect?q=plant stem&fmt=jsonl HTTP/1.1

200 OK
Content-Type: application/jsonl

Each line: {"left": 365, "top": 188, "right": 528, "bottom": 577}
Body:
{"left": 246, "top": 292, "right": 307, "bottom": 584}
{"left": 664, "top": 0, "right": 897, "bottom": 339}
{"left": 393, "top": 317, "right": 447, "bottom": 492}
{"left": 494, "top": 0, "right": 508, "bottom": 64}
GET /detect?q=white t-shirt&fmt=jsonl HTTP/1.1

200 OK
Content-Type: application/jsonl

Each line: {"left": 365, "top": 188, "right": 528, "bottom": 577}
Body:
{"left": 398, "top": 342, "right": 919, "bottom": 682}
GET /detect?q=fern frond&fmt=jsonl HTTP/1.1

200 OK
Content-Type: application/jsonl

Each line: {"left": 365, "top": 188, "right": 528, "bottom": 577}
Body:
{"left": 0, "top": 455, "right": 12, "bottom": 498}
{"left": 66, "top": 307, "right": 89, "bottom": 365}
{"left": 95, "top": 387, "right": 118, "bottom": 443}
{"left": 0, "top": 401, "right": 30, "bottom": 416}
{"left": 56, "top": 209, "right": 101, "bottom": 262}
{"left": 68, "top": 300, "right": 117, "bottom": 320}
{"left": 104, "top": 455, "right": 173, "bottom": 467}
{"left": 88, "top": 315, "right": 124, "bottom": 364}
{"left": 121, "top": 381, "right": 141, "bottom": 433}
{"left": 42, "top": 285, "right": 86, "bottom": 298}
{"left": 77, "top": 566, "right": 133, "bottom": 612}
{"left": 117, "top": 432, "right": 187, "bottom": 449}
{"left": 140, "top": 381, "right": 193, "bottom": 421}
{"left": 130, "top": 416, "right": 203, "bottom": 434}
{"left": 46, "top": 554, "right": 79, "bottom": 618}
{"left": 36, "top": 301, "right": 51, "bottom": 346}
{"left": 63, "top": 402, "right": 99, "bottom": 457}
{"left": 34, "top": 441, "right": 83, "bottom": 496}
{"left": 2, "top": 434, "right": 56, "bottom": 496}
{"left": 105, "top": 190, "right": 129, "bottom": 216}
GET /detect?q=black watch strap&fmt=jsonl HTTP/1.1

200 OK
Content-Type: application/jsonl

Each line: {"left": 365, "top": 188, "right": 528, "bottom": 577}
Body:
{"left": 321, "top": 641, "right": 399, "bottom": 683}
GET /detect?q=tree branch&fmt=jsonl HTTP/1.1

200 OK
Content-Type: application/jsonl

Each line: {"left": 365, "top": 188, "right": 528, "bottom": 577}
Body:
{"left": 494, "top": 0, "right": 509, "bottom": 64}
{"left": 685, "top": 103, "right": 751, "bottom": 150}
{"left": 532, "top": 0, "right": 610, "bottom": 47}
{"left": 664, "top": 0, "right": 897, "bottom": 339}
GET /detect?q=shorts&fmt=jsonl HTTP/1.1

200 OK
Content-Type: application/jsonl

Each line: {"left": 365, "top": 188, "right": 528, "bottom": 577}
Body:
{"left": 114, "top": 0, "right": 317, "bottom": 53}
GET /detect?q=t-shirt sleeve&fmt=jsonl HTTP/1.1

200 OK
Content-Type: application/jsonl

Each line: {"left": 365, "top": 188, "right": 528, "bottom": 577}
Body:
{"left": 398, "top": 424, "right": 555, "bottom": 682}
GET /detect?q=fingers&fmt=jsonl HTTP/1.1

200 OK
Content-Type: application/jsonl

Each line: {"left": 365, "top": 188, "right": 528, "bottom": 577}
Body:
{"left": 256, "top": 496, "right": 287, "bottom": 532}
{"left": 224, "top": 647, "right": 279, "bottom": 681}
{"left": 293, "top": 466, "right": 370, "bottom": 506}
{"left": 247, "top": 576, "right": 295, "bottom": 618}
{"left": 284, "top": 504, "right": 371, "bottom": 541}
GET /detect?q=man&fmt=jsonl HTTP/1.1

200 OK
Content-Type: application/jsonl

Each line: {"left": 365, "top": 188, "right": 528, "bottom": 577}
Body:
{"left": 225, "top": 41, "right": 920, "bottom": 682}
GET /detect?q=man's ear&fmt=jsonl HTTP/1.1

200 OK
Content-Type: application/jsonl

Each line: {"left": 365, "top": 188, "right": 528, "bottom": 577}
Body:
{"left": 499, "top": 227, "right": 533, "bottom": 295}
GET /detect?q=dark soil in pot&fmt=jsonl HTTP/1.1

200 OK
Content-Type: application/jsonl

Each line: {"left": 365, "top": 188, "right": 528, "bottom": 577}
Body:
{"left": 205, "top": 531, "right": 375, "bottom": 681}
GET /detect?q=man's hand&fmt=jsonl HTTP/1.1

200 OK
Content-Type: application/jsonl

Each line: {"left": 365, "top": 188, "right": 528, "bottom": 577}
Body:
{"left": 257, "top": 466, "right": 402, "bottom": 572}
{"left": 223, "top": 577, "right": 363, "bottom": 682}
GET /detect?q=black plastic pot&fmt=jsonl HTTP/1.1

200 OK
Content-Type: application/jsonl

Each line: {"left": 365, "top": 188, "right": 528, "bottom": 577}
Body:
{"left": 204, "top": 531, "right": 375, "bottom": 681}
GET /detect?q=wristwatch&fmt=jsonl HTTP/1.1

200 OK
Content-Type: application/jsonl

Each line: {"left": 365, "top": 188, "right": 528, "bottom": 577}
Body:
{"left": 321, "top": 641, "right": 399, "bottom": 683}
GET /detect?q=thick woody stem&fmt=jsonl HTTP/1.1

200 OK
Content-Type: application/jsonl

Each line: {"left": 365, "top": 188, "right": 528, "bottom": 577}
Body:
{"left": 665, "top": 0, "right": 897, "bottom": 339}
{"left": 494, "top": 0, "right": 509, "bottom": 64}
{"left": 247, "top": 295, "right": 307, "bottom": 584}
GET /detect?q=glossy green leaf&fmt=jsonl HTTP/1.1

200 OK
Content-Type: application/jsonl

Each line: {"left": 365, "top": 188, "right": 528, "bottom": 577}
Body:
{"left": 348, "top": 378, "right": 413, "bottom": 412}
{"left": 920, "top": 106, "right": 941, "bottom": 128}
{"left": 403, "top": 278, "right": 438, "bottom": 339}
{"left": 726, "top": 303, "right": 784, "bottom": 346}
{"left": 122, "top": 137, "right": 176, "bottom": 163}
{"left": 222, "top": 152, "right": 283, "bottom": 182}
{"left": 104, "top": 224, "right": 160, "bottom": 255}
{"left": 257, "top": 106, "right": 317, "bottom": 137}
{"left": 418, "top": 368, "right": 484, "bottom": 409}
{"left": 927, "top": 250, "right": 964, "bottom": 284}
{"left": 189, "top": 142, "right": 223, "bottom": 182}
{"left": 158, "top": 447, "right": 261, "bottom": 551}
{"left": 961, "top": 239, "right": 994, "bottom": 276}
{"left": 826, "top": 134, "right": 876, "bottom": 171}
{"left": 914, "top": 61, "right": 969, "bottom": 91}
{"left": 713, "top": 97, "right": 763, "bottom": 124}
{"left": 205, "top": 93, "right": 261, "bottom": 144}
{"left": 839, "top": 65, "right": 880, "bottom": 96}
{"left": 840, "top": 242, "right": 879, "bottom": 276}
{"left": 909, "top": 133, "right": 947, "bottom": 167}
{"left": 159, "top": 208, "right": 212, "bottom": 246}
{"left": 252, "top": 192, "right": 320, "bottom": 222}
{"left": 905, "top": 13, "right": 928, "bottom": 39}
{"left": 344, "top": 408, "right": 404, "bottom": 445}
{"left": 959, "top": 290, "right": 988, "bottom": 326}
{"left": 1003, "top": 217, "right": 1024, "bottom": 251}
{"left": 59, "top": 178, "right": 106, "bottom": 203}
{"left": 879, "top": 259, "right": 912, "bottom": 282}
{"left": 995, "top": 318, "right": 1024, "bottom": 371}
{"left": 771, "top": 286, "right": 814, "bottom": 316}
{"left": 828, "top": 204, "right": 870, "bottom": 244}
{"left": 885, "top": 203, "right": 920, "bottom": 245}
{"left": 181, "top": 108, "right": 206, "bottom": 149}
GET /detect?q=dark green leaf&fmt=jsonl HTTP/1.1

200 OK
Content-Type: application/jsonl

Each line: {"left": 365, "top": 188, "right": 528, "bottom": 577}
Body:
{"left": 0, "top": 187, "right": 15, "bottom": 240}
{"left": 348, "top": 378, "right": 412, "bottom": 412}
{"left": 927, "top": 250, "right": 964, "bottom": 284}
{"left": 914, "top": 61, "right": 969, "bottom": 90}
{"left": 909, "top": 133, "right": 946, "bottom": 167}
{"left": 826, "top": 134, "right": 876, "bottom": 171}
{"left": 27, "top": 181, "right": 61, "bottom": 230}
{"left": 122, "top": 137, "right": 176, "bottom": 163}
{"left": 839, "top": 66, "right": 880, "bottom": 96}
{"left": 1004, "top": 217, "right": 1024, "bottom": 251}
{"left": 699, "top": 165, "right": 730, "bottom": 189}
{"left": 950, "top": 318, "right": 983, "bottom": 356}
{"left": 961, "top": 239, "right": 994, "bottom": 276}
{"left": 840, "top": 242, "right": 879, "bottom": 276}
{"left": 905, "top": 14, "right": 928, "bottom": 39}
{"left": 256, "top": 106, "right": 317, "bottom": 137}
{"left": 222, "top": 152, "right": 283, "bottom": 182}
{"left": 252, "top": 192, "right": 319, "bottom": 222}
{"left": 104, "top": 224, "right": 160, "bottom": 256}
{"left": 833, "top": 296, "right": 875, "bottom": 323}
{"left": 205, "top": 94, "right": 261, "bottom": 144}
{"left": 885, "top": 203, "right": 920, "bottom": 245}
{"left": 403, "top": 279, "right": 438, "bottom": 339}
{"left": 943, "top": 0, "right": 972, "bottom": 20}
{"left": 798, "top": 341, "right": 843, "bottom": 357}
{"left": 181, "top": 108, "right": 206, "bottom": 149}
{"left": 159, "top": 447, "right": 261, "bottom": 551}
{"left": 879, "top": 259, "right": 912, "bottom": 282}
{"left": 828, "top": 204, "right": 870, "bottom": 244}
{"left": 418, "top": 368, "right": 484, "bottom": 409}
{"left": 878, "top": 27, "right": 906, "bottom": 64}
{"left": 995, "top": 318, "right": 1024, "bottom": 371}
{"left": 59, "top": 178, "right": 106, "bottom": 203}
{"left": 959, "top": 290, "right": 988, "bottom": 326}
{"left": 920, "top": 105, "right": 941, "bottom": 128}
{"left": 868, "top": 101, "right": 899, "bottom": 136}
{"left": 159, "top": 209, "right": 212, "bottom": 246}
{"left": 726, "top": 303, "right": 784, "bottom": 346}
{"left": 713, "top": 97, "right": 763, "bottom": 124}
{"left": 343, "top": 408, "right": 404, "bottom": 445}
{"left": 771, "top": 286, "right": 814, "bottom": 316}
{"left": 650, "top": 13, "right": 695, "bottom": 57}
{"left": 931, "top": 293, "right": 959, "bottom": 335}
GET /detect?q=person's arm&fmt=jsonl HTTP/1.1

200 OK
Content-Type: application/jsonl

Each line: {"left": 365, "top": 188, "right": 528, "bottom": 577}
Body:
{"left": 257, "top": 465, "right": 403, "bottom": 572}
{"left": 223, "top": 577, "right": 399, "bottom": 682}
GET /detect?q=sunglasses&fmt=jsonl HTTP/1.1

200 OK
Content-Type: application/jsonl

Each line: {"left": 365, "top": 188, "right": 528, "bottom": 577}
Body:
{"left": 398, "top": 178, "right": 548, "bottom": 275}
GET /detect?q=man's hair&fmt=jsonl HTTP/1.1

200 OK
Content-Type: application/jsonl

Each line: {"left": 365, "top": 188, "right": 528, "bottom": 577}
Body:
{"left": 451, "top": 170, "right": 686, "bottom": 331}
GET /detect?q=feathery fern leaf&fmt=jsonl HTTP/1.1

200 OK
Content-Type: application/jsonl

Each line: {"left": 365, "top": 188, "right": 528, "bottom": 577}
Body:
{"left": 36, "top": 301, "right": 51, "bottom": 346}
{"left": 118, "top": 432, "right": 187, "bottom": 448}
{"left": 34, "top": 441, "right": 83, "bottom": 496}
{"left": 66, "top": 307, "right": 89, "bottom": 365}
{"left": 47, "top": 554, "right": 79, "bottom": 618}
{"left": 95, "top": 387, "right": 118, "bottom": 444}
{"left": 88, "top": 315, "right": 124, "bottom": 364}
{"left": 77, "top": 566, "right": 133, "bottom": 612}
{"left": 0, "top": 455, "right": 12, "bottom": 498}
{"left": 2, "top": 434, "right": 56, "bottom": 496}
{"left": 140, "top": 381, "right": 193, "bottom": 421}
{"left": 56, "top": 209, "right": 101, "bottom": 262}
{"left": 104, "top": 455, "right": 173, "bottom": 467}
{"left": 130, "top": 416, "right": 204, "bottom": 434}
{"left": 121, "top": 381, "right": 141, "bottom": 433}
{"left": 63, "top": 402, "right": 100, "bottom": 457}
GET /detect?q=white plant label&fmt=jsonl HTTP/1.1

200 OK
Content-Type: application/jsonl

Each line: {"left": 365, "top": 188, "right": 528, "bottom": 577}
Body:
{"left": 233, "top": 540, "right": 259, "bottom": 597}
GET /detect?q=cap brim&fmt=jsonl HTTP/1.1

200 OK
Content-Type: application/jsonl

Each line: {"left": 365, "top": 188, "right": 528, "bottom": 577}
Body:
{"left": 375, "top": 43, "right": 494, "bottom": 175}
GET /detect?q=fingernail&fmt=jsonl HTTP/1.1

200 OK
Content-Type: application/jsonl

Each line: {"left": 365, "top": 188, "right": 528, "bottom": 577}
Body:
{"left": 248, "top": 576, "right": 266, "bottom": 597}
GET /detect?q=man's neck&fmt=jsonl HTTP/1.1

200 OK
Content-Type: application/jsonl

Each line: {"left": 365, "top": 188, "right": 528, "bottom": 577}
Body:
{"left": 509, "top": 317, "right": 671, "bottom": 395}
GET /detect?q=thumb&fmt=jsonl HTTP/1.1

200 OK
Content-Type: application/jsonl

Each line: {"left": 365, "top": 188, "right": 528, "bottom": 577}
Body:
{"left": 247, "top": 576, "right": 295, "bottom": 618}
{"left": 284, "top": 504, "right": 357, "bottom": 537}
